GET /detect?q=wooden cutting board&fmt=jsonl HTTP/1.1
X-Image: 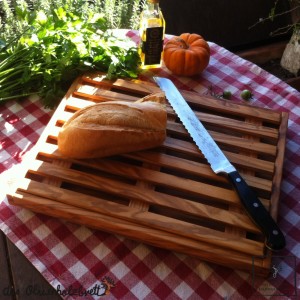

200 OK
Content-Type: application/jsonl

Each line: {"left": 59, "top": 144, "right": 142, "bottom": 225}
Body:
{"left": 6, "top": 73, "right": 288, "bottom": 277}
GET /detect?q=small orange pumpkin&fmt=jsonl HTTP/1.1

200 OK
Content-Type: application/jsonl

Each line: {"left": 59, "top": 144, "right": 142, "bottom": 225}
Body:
{"left": 163, "top": 33, "right": 210, "bottom": 76}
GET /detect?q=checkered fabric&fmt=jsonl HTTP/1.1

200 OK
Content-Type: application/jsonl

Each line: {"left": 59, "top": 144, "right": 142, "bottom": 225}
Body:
{"left": 1, "top": 30, "right": 299, "bottom": 299}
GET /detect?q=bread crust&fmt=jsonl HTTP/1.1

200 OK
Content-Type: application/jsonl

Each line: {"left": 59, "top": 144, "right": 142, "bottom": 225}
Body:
{"left": 57, "top": 93, "right": 167, "bottom": 159}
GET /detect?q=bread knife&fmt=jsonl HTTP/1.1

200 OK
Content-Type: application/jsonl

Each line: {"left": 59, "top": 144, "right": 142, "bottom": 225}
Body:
{"left": 154, "top": 76, "right": 285, "bottom": 251}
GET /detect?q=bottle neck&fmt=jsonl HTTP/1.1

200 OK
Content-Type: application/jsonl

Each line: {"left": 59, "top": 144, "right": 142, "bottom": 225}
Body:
{"left": 147, "top": 2, "right": 159, "bottom": 12}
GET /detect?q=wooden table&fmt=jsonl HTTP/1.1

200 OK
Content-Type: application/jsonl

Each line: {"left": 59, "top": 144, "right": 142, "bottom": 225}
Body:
{"left": 0, "top": 231, "right": 61, "bottom": 299}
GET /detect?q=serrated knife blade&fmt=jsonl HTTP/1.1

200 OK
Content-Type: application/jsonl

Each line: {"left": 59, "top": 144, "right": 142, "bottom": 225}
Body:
{"left": 154, "top": 76, "right": 285, "bottom": 251}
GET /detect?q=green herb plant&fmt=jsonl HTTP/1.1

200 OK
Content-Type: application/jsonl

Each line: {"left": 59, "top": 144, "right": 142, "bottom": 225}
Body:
{"left": 0, "top": 0, "right": 144, "bottom": 108}
{"left": 96, "top": 0, "right": 146, "bottom": 29}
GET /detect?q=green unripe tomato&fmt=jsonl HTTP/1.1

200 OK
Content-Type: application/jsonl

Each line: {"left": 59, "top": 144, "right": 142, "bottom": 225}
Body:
{"left": 222, "top": 90, "right": 232, "bottom": 100}
{"left": 240, "top": 89, "right": 253, "bottom": 101}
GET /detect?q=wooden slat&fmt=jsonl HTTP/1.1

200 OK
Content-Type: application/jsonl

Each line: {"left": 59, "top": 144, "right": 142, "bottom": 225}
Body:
{"left": 184, "top": 91, "right": 282, "bottom": 124}
{"left": 82, "top": 74, "right": 161, "bottom": 95}
{"left": 82, "top": 74, "right": 282, "bottom": 123}
{"left": 6, "top": 73, "right": 288, "bottom": 277}
{"left": 9, "top": 192, "right": 269, "bottom": 276}
{"left": 269, "top": 111, "right": 289, "bottom": 219}
{"left": 40, "top": 142, "right": 272, "bottom": 192}
{"left": 15, "top": 188, "right": 263, "bottom": 256}
{"left": 167, "top": 122, "right": 278, "bottom": 155}
{"left": 25, "top": 160, "right": 242, "bottom": 206}
{"left": 194, "top": 111, "right": 279, "bottom": 139}
{"left": 38, "top": 144, "right": 273, "bottom": 195}
{"left": 52, "top": 120, "right": 278, "bottom": 157}
{"left": 17, "top": 175, "right": 260, "bottom": 234}
{"left": 73, "top": 89, "right": 140, "bottom": 103}
{"left": 162, "top": 137, "right": 275, "bottom": 174}
{"left": 24, "top": 161, "right": 240, "bottom": 205}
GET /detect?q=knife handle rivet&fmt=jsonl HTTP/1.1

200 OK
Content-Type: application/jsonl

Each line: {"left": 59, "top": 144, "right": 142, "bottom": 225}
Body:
{"left": 273, "top": 230, "right": 279, "bottom": 236}
{"left": 253, "top": 202, "right": 259, "bottom": 208}
{"left": 236, "top": 178, "right": 242, "bottom": 183}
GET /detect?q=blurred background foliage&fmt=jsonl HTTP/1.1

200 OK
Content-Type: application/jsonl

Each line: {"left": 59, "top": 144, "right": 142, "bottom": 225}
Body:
{"left": 0, "top": 0, "right": 146, "bottom": 38}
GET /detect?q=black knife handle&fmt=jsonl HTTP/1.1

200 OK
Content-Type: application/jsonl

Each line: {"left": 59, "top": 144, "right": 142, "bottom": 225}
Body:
{"left": 228, "top": 171, "right": 285, "bottom": 251}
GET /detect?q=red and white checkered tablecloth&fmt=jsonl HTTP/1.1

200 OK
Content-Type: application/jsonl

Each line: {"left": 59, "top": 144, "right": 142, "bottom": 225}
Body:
{"left": 1, "top": 30, "right": 299, "bottom": 299}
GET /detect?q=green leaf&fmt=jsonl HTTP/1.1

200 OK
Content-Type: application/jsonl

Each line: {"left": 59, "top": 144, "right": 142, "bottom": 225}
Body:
{"left": 0, "top": 1, "right": 142, "bottom": 108}
{"left": 36, "top": 11, "right": 48, "bottom": 25}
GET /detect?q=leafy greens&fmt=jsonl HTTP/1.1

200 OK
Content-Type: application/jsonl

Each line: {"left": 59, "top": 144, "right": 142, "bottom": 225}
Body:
{"left": 0, "top": 6, "right": 141, "bottom": 108}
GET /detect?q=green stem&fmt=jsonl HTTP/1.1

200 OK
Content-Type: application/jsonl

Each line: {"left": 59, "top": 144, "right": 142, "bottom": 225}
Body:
{"left": 0, "top": 92, "right": 37, "bottom": 102}
{"left": 0, "top": 67, "right": 26, "bottom": 84}
{"left": 0, "top": 82, "right": 23, "bottom": 93}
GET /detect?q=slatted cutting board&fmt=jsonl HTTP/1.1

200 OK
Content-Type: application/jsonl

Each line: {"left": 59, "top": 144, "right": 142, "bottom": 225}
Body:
{"left": 7, "top": 73, "right": 288, "bottom": 277}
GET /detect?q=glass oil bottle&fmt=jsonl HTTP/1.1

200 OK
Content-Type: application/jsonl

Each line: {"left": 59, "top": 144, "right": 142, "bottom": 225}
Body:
{"left": 139, "top": 0, "right": 165, "bottom": 69}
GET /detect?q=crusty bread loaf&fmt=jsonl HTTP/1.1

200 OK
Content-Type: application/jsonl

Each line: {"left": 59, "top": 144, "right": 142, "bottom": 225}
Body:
{"left": 57, "top": 93, "right": 167, "bottom": 159}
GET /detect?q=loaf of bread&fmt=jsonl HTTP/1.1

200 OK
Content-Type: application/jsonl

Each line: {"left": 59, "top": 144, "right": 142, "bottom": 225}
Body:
{"left": 57, "top": 93, "right": 167, "bottom": 159}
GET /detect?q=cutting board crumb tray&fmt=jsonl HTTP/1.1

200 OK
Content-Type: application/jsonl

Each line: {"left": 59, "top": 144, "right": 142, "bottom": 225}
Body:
{"left": 7, "top": 73, "right": 288, "bottom": 277}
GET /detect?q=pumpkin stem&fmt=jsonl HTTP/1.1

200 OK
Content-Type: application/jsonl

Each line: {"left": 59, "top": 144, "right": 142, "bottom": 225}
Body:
{"left": 175, "top": 37, "right": 189, "bottom": 49}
